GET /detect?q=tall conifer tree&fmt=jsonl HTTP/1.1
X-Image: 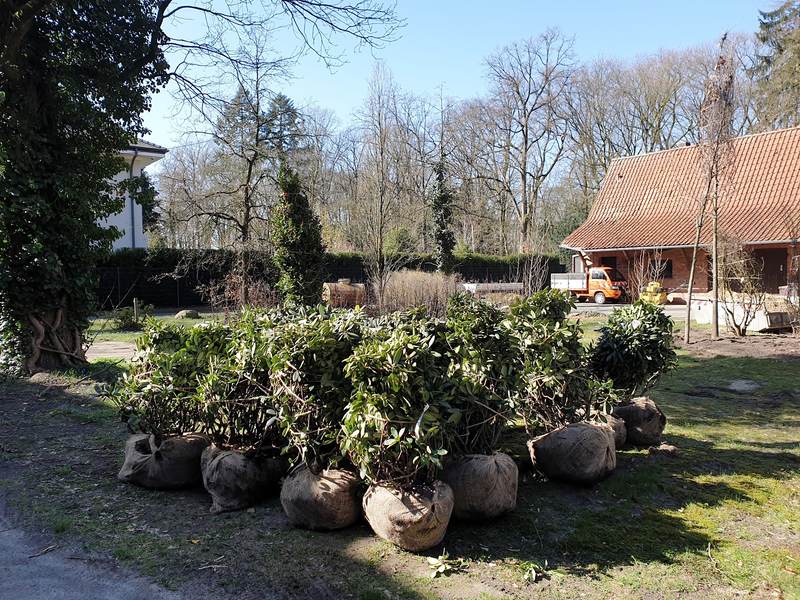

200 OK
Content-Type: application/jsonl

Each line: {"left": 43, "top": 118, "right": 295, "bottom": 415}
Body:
{"left": 271, "top": 165, "right": 325, "bottom": 304}
{"left": 754, "top": 1, "right": 800, "bottom": 127}
{"left": 432, "top": 158, "right": 456, "bottom": 274}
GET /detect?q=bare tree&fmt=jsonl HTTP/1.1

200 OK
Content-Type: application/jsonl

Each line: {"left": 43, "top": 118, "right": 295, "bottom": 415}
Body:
{"left": 158, "top": 31, "right": 293, "bottom": 306}
{"left": 627, "top": 248, "right": 668, "bottom": 301}
{"left": 784, "top": 211, "right": 800, "bottom": 331}
{"left": 719, "top": 237, "right": 765, "bottom": 336}
{"left": 685, "top": 36, "right": 736, "bottom": 343}
{"left": 3, "top": 2, "right": 402, "bottom": 108}
{"left": 155, "top": 143, "right": 219, "bottom": 248}
{"left": 514, "top": 219, "right": 553, "bottom": 294}
{"left": 390, "top": 91, "right": 439, "bottom": 249}
{"left": 565, "top": 52, "right": 691, "bottom": 208}
{"left": 564, "top": 39, "right": 759, "bottom": 242}
{"left": 301, "top": 31, "right": 764, "bottom": 263}
{"left": 300, "top": 106, "right": 340, "bottom": 212}
{"left": 157, "top": 25, "right": 768, "bottom": 267}
{"left": 450, "top": 98, "right": 518, "bottom": 253}
{"left": 682, "top": 33, "right": 761, "bottom": 137}
{"left": 346, "top": 65, "right": 409, "bottom": 308}
{"left": 484, "top": 30, "right": 574, "bottom": 251}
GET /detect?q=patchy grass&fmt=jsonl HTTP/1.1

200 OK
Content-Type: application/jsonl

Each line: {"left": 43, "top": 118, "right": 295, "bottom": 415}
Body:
{"left": 87, "top": 311, "right": 223, "bottom": 344}
{"left": 572, "top": 315, "right": 607, "bottom": 345}
{"left": 0, "top": 347, "right": 798, "bottom": 599}
{"left": 60, "top": 358, "right": 129, "bottom": 383}
{"left": 49, "top": 514, "right": 74, "bottom": 534}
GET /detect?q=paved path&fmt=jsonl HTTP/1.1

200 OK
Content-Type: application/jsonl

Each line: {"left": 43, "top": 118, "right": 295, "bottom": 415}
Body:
{"left": 571, "top": 302, "right": 686, "bottom": 320}
{"left": 0, "top": 502, "right": 180, "bottom": 600}
{"left": 86, "top": 341, "right": 136, "bottom": 361}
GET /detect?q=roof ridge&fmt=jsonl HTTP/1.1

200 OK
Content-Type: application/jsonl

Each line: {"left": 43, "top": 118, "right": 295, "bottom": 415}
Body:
{"left": 612, "top": 125, "right": 800, "bottom": 163}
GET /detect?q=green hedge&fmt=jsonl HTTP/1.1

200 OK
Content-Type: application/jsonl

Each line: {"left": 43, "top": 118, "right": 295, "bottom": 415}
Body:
{"left": 96, "top": 248, "right": 563, "bottom": 308}
{"left": 101, "top": 249, "right": 561, "bottom": 280}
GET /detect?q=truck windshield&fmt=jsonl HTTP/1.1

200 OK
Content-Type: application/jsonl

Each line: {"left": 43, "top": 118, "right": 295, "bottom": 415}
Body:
{"left": 608, "top": 269, "right": 626, "bottom": 282}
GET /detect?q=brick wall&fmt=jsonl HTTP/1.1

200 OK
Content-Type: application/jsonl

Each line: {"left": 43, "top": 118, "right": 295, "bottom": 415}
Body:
{"left": 584, "top": 248, "right": 710, "bottom": 293}
{"left": 584, "top": 243, "right": 797, "bottom": 294}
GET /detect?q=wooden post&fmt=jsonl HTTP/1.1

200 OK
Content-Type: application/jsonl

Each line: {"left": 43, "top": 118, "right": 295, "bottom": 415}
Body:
{"left": 712, "top": 206, "right": 720, "bottom": 339}
{"left": 684, "top": 212, "right": 708, "bottom": 344}
{"left": 133, "top": 297, "right": 139, "bottom": 323}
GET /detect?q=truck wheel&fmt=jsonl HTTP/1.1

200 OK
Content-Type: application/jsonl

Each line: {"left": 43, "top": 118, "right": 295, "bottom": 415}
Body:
{"left": 594, "top": 292, "right": 606, "bottom": 305}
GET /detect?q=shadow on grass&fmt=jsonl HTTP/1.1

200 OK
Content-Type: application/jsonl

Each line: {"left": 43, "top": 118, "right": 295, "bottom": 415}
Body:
{"left": 439, "top": 432, "right": 800, "bottom": 582}
{"left": 2, "top": 352, "right": 799, "bottom": 598}
{"left": 59, "top": 359, "right": 129, "bottom": 384}
{"left": 441, "top": 353, "right": 800, "bottom": 579}
{"left": 0, "top": 377, "right": 435, "bottom": 600}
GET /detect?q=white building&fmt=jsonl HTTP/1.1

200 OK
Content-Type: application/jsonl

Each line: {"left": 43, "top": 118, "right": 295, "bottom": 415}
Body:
{"left": 100, "top": 140, "right": 168, "bottom": 250}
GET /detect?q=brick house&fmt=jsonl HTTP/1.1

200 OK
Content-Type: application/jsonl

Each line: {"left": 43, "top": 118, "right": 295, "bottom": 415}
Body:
{"left": 561, "top": 126, "right": 800, "bottom": 294}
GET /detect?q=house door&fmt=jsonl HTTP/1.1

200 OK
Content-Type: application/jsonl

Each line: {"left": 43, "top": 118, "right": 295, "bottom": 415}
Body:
{"left": 752, "top": 248, "right": 788, "bottom": 293}
{"left": 600, "top": 256, "right": 617, "bottom": 269}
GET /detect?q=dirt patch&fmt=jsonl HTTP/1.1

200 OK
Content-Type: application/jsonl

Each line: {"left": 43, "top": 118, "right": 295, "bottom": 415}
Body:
{"left": 728, "top": 379, "right": 761, "bottom": 393}
{"left": 675, "top": 330, "right": 800, "bottom": 361}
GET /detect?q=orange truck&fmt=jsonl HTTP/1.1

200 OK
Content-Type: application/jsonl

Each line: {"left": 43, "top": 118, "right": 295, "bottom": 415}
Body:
{"left": 550, "top": 266, "right": 628, "bottom": 304}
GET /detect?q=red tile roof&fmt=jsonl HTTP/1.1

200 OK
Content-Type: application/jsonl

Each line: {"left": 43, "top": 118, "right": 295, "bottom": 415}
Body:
{"left": 562, "top": 126, "right": 800, "bottom": 251}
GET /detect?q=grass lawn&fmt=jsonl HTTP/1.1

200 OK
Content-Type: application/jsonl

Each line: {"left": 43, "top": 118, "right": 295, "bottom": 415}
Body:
{"left": 87, "top": 311, "right": 223, "bottom": 344}
{"left": 0, "top": 346, "right": 798, "bottom": 599}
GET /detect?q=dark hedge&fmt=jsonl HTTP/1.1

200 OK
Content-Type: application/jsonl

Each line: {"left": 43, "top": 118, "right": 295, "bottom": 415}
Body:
{"left": 96, "top": 249, "right": 563, "bottom": 308}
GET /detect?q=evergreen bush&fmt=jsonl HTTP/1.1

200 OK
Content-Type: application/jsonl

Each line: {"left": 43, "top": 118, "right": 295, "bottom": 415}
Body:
{"left": 112, "top": 320, "right": 232, "bottom": 437}
{"left": 0, "top": 294, "right": 25, "bottom": 378}
{"left": 432, "top": 160, "right": 456, "bottom": 273}
{"left": 270, "top": 306, "right": 364, "bottom": 469}
{"left": 110, "top": 295, "right": 675, "bottom": 488}
{"left": 445, "top": 293, "right": 518, "bottom": 453}
{"left": 341, "top": 317, "right": 454, "bottom": 487}
{"left": 508, "top": 290, "right": 601, "bottom": 434}
{"left": 589, "top": 301, "right": 677, "bottom": 398}
{"left": 195, "top": 310, "right": 286, "bottom": 455}
{"left": 112, "top": 303, "right": 154, "bottom": 331}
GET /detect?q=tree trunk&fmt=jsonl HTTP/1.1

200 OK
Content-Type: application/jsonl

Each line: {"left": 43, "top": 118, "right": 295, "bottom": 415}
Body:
{"left": 25, "top": 308, "right": 87, "bottom": 373}
{"left": 684, "top": 244, "right": 701, "bottom": 344}
{"left": 239, "top": 249, "right": 250, "bottom": 307}
{"left": 684, "top": 172, "right": 714, "bottom": 344}
{"left": 711, "top": 204, "right": 719, "bottom": 339}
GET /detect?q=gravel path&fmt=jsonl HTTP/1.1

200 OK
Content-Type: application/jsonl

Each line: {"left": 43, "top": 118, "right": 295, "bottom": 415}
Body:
{"left": 571, "top": 302, "right": 686, "bottom": 319}
{"left": 86, "top": 341, "right": 136, "bottom": 361}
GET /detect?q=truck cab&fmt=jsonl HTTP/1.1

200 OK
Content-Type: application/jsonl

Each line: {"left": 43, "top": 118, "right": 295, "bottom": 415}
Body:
{"left": 585, "top": 267, "right": 627, "bottom": 304}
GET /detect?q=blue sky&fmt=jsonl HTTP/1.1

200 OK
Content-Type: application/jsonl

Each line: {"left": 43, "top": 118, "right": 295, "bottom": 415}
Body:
{"left": 143, "top": 0, "right": 765, "bottom": 147}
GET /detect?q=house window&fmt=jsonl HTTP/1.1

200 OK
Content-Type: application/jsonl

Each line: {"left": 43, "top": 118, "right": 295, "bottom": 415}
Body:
{"left": 649, "top": 259, "right": 673, "bottom": 279}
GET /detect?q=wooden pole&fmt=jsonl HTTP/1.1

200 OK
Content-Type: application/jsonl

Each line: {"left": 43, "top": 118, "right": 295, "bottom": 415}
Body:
{"left": 711, "top": 198, "right": 720, "bottom": 339}
{"left": 684, "top": 175, "right": 713, "bottom": 344}
{"left": 684, "top": 233, "right": 702, "bottom": 343}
